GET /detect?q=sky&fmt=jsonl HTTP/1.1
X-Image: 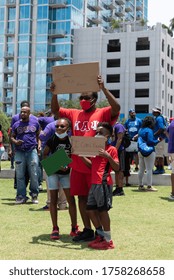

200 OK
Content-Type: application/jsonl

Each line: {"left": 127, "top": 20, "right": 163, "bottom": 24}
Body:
{"left": 148, "top": 0, "right": 174, "bottom": 27}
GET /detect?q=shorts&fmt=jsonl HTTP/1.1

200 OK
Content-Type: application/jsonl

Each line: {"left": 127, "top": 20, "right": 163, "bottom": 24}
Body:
{"left": 70, "top": 169, "right": 91, "bottom": 196}
{"left": 117, "top": 149, "right": 125, "bottom": 172}
{"left": 155, "top": 140, "right": 164, "bottom": 158}
{"left": 86, "top": 184, "right": 113, "bottom": 212}
{"left": 47, "top": 173, "right": 70, "bottom": 190}
{"left": 164, "top": 142, "right": 169, "bottom": 157}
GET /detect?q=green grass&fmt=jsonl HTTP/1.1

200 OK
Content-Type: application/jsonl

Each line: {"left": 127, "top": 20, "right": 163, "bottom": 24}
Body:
{"left": 0, "top": 174, "right": 174, "bottom": 260}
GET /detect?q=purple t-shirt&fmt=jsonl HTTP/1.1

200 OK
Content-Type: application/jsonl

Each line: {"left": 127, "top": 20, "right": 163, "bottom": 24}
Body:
{"left": 38, "top": 116, "right": 54, "bottom": 130}
{"left": 11, "top": 113, "right": 38, "bottom": 127}
{"left": 112, "top": 123, "right": 125, "bottom": 151}
{"left": 167, "top": 120, "right": 174, "bottom": 153}
{"left": 39, "top": 121, "right": 56, "bottom": 147}
{"left": 12, "top": 118, "right": 40, "bottom": 152}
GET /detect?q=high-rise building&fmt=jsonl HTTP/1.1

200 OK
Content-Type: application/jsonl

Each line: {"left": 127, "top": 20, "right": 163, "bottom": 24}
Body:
{"left": 0, "top": 0, "right": 148, "bottom": 115}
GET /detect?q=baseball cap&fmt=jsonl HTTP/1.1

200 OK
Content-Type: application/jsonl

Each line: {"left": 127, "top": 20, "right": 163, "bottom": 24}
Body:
{"left": 152, "top": 107, "right": 161, "bottom": 113}
{"left": 129, "top": 109, "right": 135, "bottom": 113}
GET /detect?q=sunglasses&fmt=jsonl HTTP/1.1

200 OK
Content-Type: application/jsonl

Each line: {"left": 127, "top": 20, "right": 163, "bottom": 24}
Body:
{"left": 55, "top": 125, "right": 66, "bottom": 128}
{"left": 79, "top": 96, "right": 92, "bottom": 101}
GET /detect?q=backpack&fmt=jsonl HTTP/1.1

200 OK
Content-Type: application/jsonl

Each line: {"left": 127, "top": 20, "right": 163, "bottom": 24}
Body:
{"left": 122, "top": 130, "right": 131, "bottom": 148}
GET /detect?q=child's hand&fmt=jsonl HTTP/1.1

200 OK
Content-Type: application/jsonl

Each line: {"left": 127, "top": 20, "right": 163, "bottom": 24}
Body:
{"left": 98, "top": 148, "right": 110, "bottom": 158}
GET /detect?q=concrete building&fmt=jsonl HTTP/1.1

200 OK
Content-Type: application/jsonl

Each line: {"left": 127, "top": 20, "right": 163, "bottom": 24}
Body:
{"left": 0, "top": 0, "right": 148, "bottom": 115}
{"left": 73, "top": 23, "right": 174, "bottom": 119}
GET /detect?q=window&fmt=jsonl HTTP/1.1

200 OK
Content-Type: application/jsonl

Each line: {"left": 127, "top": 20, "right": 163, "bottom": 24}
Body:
{"left": 171, "top": 48, "right": 173, "bottom": 60}
{"left": 107, "top": 74, "right": 120, "bottom": 83}
{"left": 107, "top": 39, "right": 121, "bottom": 52}
{"left": 167, "top": 45, "right": 170, "bottom": 57}
{"left": 170, "top": 95, "right": 173, "bottom": 104}
{"left": 109, "top": 90, "right": 120, "bottom": 98}
{"left": 136, "top": 57, "right": 150, "bottom": 66}
{"left": 107, "top": 59, "right": 120, "bottom": 68}
{"left": 171, "top": 66, "right": 173, "bottom": 74}
{"left": 162, "top": 39, "right": 165, "bottom": 52}
{"left": 135, "top": 88, "right": 149, "bottom": 97}
{"left": 135, "top": 105, "right": 149, "bottom": 113}
{"left": 136, "top": 37, "right": 150, "bottom": 51}
{"left": 171, "top": 81, "right": 173, "bottom": 89}
{"left": 161, "top": 59, "right": 164, "bottom": 68}
{"left": 167, "top": 63, "right": 170, "bottom": 72}
{"left": 135, "top": 73, "right": 149, "bottom": 82}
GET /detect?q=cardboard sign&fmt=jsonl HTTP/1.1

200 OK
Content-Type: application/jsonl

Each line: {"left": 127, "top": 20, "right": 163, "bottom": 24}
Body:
{"left": 71, "top": 136, "right": 106, "bottom": 157}
{"left": 41, "top": 148, "right": 72, "bottom": 176}
{"left": 52, "top": 62, "right": 100, "bottom": 94}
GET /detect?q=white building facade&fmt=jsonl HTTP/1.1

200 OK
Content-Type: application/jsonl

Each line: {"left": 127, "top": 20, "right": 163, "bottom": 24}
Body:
{"left": 73, "top": 23, "right": 174, "bottom": 119}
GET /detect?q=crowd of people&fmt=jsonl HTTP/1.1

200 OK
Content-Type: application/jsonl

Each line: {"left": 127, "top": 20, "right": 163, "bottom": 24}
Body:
{"left": 1, "top": 75, "right": 174, "bottom": 250}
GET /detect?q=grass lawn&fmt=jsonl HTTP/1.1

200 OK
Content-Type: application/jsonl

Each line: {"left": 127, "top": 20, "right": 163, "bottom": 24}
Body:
{"left": 0, "top": 166, "right": 174, "bottom": 260}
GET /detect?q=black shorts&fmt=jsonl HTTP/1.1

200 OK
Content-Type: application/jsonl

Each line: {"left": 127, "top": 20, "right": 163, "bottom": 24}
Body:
{"left": 86, "top": 184, "right": 113, "bottom": 212}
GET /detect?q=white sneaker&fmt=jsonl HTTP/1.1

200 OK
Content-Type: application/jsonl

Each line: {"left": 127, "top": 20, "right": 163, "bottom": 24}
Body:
{"left": 168, "top": 194, "right": 174, "bottom": 200}
{"left": 32, "top": 196, "right": 38, "bottom": 204}
{"left": 168, "top": 165, "right": 172, "bottom": 170}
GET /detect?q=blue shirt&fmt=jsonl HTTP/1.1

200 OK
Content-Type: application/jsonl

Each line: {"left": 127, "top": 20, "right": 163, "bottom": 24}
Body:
{"left": 138, "top": 127, "right": 159, "bottom": 153}
{"left": 124, "top": 117, "right": 142, "bottom": 139}
{"left": 153, "top": 115, "right": 166, "bottom": 140}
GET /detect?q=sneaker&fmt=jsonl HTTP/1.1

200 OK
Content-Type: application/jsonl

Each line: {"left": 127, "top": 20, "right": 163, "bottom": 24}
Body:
{"left": 168, "top": 194, "right": 174, "bottom": 200}
{"left": 50, "top": 228, "right": 60, "bottom": 240}
{"left": 15, "top": 196, "right": 28, "bottom": 205}
{"left": 70, "top": 225, "right": 81, "bottom": 237}
{"left": 72, "top": 228, "right": 94, "bottom": 242}
{"left": 92, "top": 239, "right": 115, "bottom": 250}
{"left": 134, "top": 167, "right": 139, "bottom": 172}
{"left": 38, "top": 184, "right": 43, "bottom": 191}
{"left": 42, "top": 205, "right": 49, "bottom": 210}
{"left": 138, "top": 185, "right": 146, "bottom": 191}
{"left": 88, "top": 236, "right": 103, "bottom": 248}
{"left": 168, "top": 165, "right": 172, "bottom": 170}
{"left": 113, "top": 189, "right": 125, "bottom": 196}
{"left": 32, "top": 195, "right": 39, "bottom": 204}
{"left": 146, "top": 186, "right": 158, "bottom": 192}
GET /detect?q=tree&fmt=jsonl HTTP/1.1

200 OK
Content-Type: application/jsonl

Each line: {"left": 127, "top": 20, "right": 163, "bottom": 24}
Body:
{"left": 0, "top": 108, "right": 10, "bottom": 143}
{"left": 169, "top": 18, "right": 174, "bottom": 31}
{"left": 162, "top": 24, "right": 173, "bottom": 37}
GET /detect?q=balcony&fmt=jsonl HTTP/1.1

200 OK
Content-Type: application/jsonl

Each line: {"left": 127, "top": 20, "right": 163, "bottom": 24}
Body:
{"left": 4, "top": 52, "right": 14, "bottom": 59}
{"left": 6, "top": 0, "right": 16, "bottom": 6}
{"left": 87, "top": 1, "right": 103, "bottom": 12}
{"left": 125, "top": 3, "right": 133, "bottom": 12}
{"left": 115, "top": 7, "right": 125, "bottom": 17}
{"left": 88, "top": 15, "right": 103, "bottom": 24}
{"left": 4, "top": 67, "right": 13, "bottom": 74}
{"left": 115, "top": 0, "right": 125, "bottom": 5}
{"left": 3, "top": 97, "right": 13, "bottom": 104}
{"left": 5, "top": 29, "right": 15, "bottom": 36}
{"left": 49, "top": 0, "right": 67, "bottom": 8}
{"left": 47, "top": 52, "right": 66, "bottom": 61}
{"left": 48, "top": 29, "right": 67, "bottom": 38}
{"left": 103, "top": 1, "right": 116, "bottom": 10}
{"left": 136, "top": 0, "right": 143, "bottom": 11}
{"left": 3, "top": 82, "right": 13, "bottom": 89}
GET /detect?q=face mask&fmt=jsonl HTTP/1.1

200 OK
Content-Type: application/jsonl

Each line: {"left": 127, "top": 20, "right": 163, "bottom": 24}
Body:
{"left": 55, "top": 132, "right": 68, "bottom": 139}
{"left": 80, "top": 100, "right": 93, "bottom": 111}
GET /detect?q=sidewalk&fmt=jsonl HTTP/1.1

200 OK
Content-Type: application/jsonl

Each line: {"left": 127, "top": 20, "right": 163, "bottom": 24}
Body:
{"left": 0, "top": 168, "right": 171, "bottom": 186}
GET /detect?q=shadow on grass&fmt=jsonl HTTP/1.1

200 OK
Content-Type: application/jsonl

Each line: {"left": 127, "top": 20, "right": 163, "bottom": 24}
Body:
{"left": 160, "top": 196, "right": 174, "bottom": 202}
{"left": 30, "top": 233, "right": 88, "bottom": 250}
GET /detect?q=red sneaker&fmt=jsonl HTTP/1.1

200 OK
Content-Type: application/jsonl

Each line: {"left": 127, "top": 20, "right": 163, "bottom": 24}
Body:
{"left": 50, "top": 229, "right": 60, "bottom": 240}
{"left": 70, "top": 225, "right": 81, "bottom": 237}
{"left": 92, "top": 239, "right": 115, "bottom": 250}
{"left": 88, "top": 236, "right": 103, "bottom": 248}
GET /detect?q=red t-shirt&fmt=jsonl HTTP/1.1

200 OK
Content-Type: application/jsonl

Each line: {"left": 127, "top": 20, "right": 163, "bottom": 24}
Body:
{"left": 91, "top": 145, "right": 119, "bottom": 185}
{"left": 59, "top": 107, "right": 119, "bottom": 173}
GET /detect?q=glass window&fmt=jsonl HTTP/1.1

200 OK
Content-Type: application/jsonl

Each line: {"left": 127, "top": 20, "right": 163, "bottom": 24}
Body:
{"left": 18, "top": 43, "right": 29, "bottom": 56}
{"left": 0, "top": 8, "right": 5, "bottom": 20}
{"left": 19, "top": 20, "right": 30, "bottom": 34}
{"left": 18, "top": 58, "right": 29, "bottom": 72}
{"left": 37, "top": 20, "right": 48, "bottom": 34}
{"left": 20, "top": 5, "right": 30, "bottom": 19}
{"left": 17, "top": 73, "right": 29, "bottom": 87}
{"left": 0, "top": 23, "right": 4, "bottom": 35}
{"left": 8, "top": 8, "right": 16, "bottom": 20}
{"left": 37, "top": 5, "right": 48, "bottom": 19}
{"left": 35, "top": 58, "right": 47, "bottom": 72}
{"left": 36, "top": 43, "right": 47, "bottom": 57}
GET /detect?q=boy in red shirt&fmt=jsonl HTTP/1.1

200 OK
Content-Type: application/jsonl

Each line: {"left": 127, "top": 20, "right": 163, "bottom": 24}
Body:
{"left": 82, "top": 122, "right": 119, "bottom": 249}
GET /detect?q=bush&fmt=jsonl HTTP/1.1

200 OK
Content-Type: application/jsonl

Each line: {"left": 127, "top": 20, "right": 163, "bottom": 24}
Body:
{"left": 0, "top": 112, "right": 10, "bottom": 144}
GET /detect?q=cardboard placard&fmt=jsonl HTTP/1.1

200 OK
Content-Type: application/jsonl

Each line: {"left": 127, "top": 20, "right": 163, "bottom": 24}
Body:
{"left": 71, "top": 136, "right": 106, "bottom": 157}
{"left": 41, "top": 148, "right": 72, "bottom": 176}
{"left": 52, "top": 62, "right": 100, "bottom": 94}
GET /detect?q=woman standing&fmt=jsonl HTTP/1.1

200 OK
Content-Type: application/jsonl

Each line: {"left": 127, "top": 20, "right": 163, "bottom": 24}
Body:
{"left": 138, "top": 116, "right": 160, "bottom": 191}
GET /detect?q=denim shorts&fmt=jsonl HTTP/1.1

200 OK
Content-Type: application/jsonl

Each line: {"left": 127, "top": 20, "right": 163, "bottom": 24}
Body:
{"left": 47, "top": 173, "right": 70, "bottom": 190}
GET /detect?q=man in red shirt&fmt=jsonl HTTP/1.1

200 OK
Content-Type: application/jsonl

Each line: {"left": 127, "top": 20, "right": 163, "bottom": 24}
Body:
{"left": 50, "top": 75, "right": 120, "bottom": 241}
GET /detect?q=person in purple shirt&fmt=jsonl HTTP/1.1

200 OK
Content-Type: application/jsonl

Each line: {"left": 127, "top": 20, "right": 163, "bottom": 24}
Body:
{"left": 11, "top": 106, "right": 41, "bottom": 204}
{"left": 166, "top": 119, "right": 174, "bottom": 200}
{"left": 112, "top": 122, "right": 126, "bottom": 196}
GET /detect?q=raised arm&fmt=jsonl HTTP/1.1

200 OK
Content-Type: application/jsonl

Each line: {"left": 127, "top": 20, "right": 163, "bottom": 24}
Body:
{"left": 50, "top": 82, "right": 60, "bottom": 120}
{"left": 98, "top": 75, "right": 120, "bottom": 118}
